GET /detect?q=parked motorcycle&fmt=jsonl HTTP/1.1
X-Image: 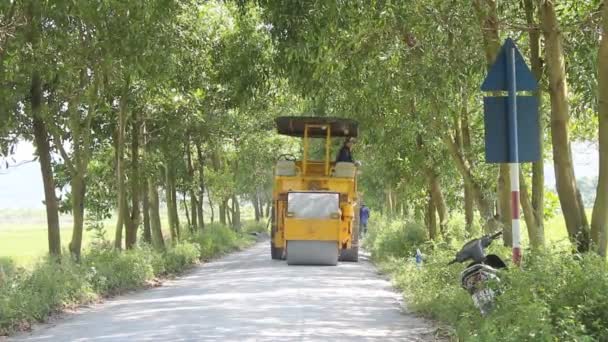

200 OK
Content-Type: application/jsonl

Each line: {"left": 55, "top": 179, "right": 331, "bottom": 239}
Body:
{"left": 448, "top": 231, "right": 507, "bottom": 315}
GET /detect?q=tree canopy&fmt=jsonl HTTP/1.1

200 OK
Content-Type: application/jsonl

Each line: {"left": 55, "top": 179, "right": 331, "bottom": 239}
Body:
{"left": 1, "top": 0, "right": 608, "bottom": 257}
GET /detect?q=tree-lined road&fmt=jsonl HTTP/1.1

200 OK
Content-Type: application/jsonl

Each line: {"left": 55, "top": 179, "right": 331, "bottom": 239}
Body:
{"left": 11, "top": 243, "right": 439, "bottom": 342}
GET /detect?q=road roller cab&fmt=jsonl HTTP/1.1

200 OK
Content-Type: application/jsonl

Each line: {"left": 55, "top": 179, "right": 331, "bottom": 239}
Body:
{"left": 271, "top": 116, "right": 360, "bottom": 265}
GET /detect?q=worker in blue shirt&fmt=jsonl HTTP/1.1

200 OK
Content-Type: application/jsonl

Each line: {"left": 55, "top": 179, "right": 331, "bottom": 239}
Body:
{"left": 336, "top": 137, "right": 355, "bottom": 163}
{"left": 360, "top": 204, "right": 370, "bottom": 238}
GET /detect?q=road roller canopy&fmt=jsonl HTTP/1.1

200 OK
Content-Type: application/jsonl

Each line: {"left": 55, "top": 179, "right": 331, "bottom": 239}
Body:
{"left": 275, "top": 116, "right": 358, "bottom": 138}
{"left": 274, "top": 116, "right": 359, "bottom": 177}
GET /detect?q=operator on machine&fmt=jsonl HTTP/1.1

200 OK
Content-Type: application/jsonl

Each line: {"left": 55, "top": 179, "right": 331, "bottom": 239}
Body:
{"left": 336, "top": 137, "right": 355, "bottom": 163}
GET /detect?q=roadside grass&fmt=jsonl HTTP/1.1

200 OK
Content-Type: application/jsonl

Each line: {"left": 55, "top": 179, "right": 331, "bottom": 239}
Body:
{"left": 242, "top": 219, "right": 269, "bottom": 235}
{"left": 0, "top": 216, "right": 150, "bottom": 266}
{"left": 441, "top": 211, "right": 575, "bottom": 252}
{"left": 0, "top": 207, "right": 261, "bottom": 266}
{"left": 0, "top": 224, "right": 255, "bottom": 336}
{"left": 365, "top": 214, "right": 608, "bottom": 341}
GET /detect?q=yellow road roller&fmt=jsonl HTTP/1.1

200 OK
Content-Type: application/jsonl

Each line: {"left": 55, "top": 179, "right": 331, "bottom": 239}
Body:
{"left": 270, "top": 116, "right": 359, "bottom": 265}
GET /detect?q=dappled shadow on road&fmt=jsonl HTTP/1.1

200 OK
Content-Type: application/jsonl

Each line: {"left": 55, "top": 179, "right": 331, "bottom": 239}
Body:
{"left": 11, "top": 244, "right": 439, "bottom": 342}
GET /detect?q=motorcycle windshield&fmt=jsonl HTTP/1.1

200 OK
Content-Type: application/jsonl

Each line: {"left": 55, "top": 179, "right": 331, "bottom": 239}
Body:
{"left": 484, "top": 254, "right": 507, "bottom": 269}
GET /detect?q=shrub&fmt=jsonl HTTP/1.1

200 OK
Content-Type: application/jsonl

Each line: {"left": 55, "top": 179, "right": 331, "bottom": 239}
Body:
{"left": 0, "top": 257, "right": 16, "bottom": 281}
{"left": 371, "top": 217, "right": 608, "bottom": 342}
{"left": 366, "top": 218, "right": 427, "bottom": 260}
{"left": 243, "top": 220, "right": 268, "bottom": 234}
{"left": 188, "top": 224, "right": 249, "bottom": 260}
{"left": 84, "top": 246, "right": 155, "bottom": 294}
{"left": 0, "top": 222, "right": 254, "bottom": 336}
{"left": 0, "top": 257, "right": 95, "bottom": 334}
{"left": 162, "top": 242, "right": 200, "bottom": 274}
{"left": 474, "top": 251, "right": 608, "bottom": 342}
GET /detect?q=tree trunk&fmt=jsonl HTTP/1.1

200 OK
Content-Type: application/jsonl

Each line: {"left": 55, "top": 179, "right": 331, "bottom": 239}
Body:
{"left": 142, "top": 177, "right": 152, "bottom": 244}
{"left": 442, "top": 134, "right": 494, "bottom": 221}
{"left": 197, "top": 197, "right": 204, "bottom": 231}
{"left": 524, "top": 0, "right": 545, "bottom": 245}
{"left": 114, "top": 207, "right": 124, "bottom": 249}
{"left": 520, "top": 169, "right": 543, "bottom": 248}
{"left": 53, "top": 67, "right": 94, "bottom": 260}
{"left": 259, "top": 192, "right": 265, "bottom": 219}
{"left": 230, "top": 154, "right": 241, "bottom": 230}
{"left": 125, "top": 112, "right": 141, "bottom": 250}
{"left": 540, "top": 1, "right": 590, "bottom": 252}
{"left": 252, "top": 192, "right": 261, "bottom": 222}
{"left": 186, "top": 142, "right": 198, "bottom": 231}
{"left": 114, "top": 84, "right": 129, "bottom": 250}
{"left": 143, "top": 122, "right": 158, "bottom": 247}
{"left": 196, "top": 155, "right": 205, "bottom": 230}
{"left": 69, "top": 174, "right": 85, "bottom": 260}
{"left": 428, "top": 170, "right": 448, "bottom": 235}
{"left": 195, "top": 143, "right": 206, "bottom": 230}
{"left": 225, "top": 199, "right": 232, "bottom": 227}
{"left": 464, "top": 184, "right": 475, "bottom": 233}
{"left": 191, "top": 192, "right": 198, "bottom": 231}
{"left": 31, "top": 71, "right": 61, "bottom": 257}
{"left": 183, "top": 192, "right": 191, "bottom": 230}
{"left": 165, "top": 166, "right": 176, "bottom": 240}
{"left": 148, "top": 179, "right": 165, "bottom": 251}
{"left": 232, "top": 194, "right": 241, "bottom": 231}
{"left": 220, "top": 200, "right": 227, "bottom": 225}
{"left": 461, "top": 97, "right": 475, "bottom": 233}
{"left": 425, "top": 191, "right": 438, "bottom": 240}
{"left": 208, "top": 187, "right": 215, "bottom": 223}
{"left": 172, "top": 182, "right": 180, "bottom": 239}
{"left": 165, "top": 163, "right": 180, "bottom": 241}
{"left": 591, "top": 3, "right": 608, "bottom": 257}
{"left": 265, "top": 194, "right": 272, "bottom": 218}
{"left": 190, "top": 194, "right": 198, "bottom": 231}
{"left": 473, "top": 0, "right": 500, "bottom": 68}
{"left": 262, "top": 193, "right": 270, "bottom": 219}
{"left": 386, "top": 188, "right": 394, "bottom": 217}
{"left": 454, "top": 114, "right": 463, "bottom": 153}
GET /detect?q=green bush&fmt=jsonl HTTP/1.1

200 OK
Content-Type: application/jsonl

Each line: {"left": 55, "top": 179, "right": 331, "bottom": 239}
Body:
{"left": 0, "top": 224, "right": 253, "bottom": 336}
{"left": 242, "top": 220, "right": 268, "bottom": 234}
{"left": 188, "top": 224, "right": 251, "bottom": 260}
{"left": 370, "top": 218, "right": 608, "bottom": 342}
{"left": 149, "top": 246, "right": 168, "bottom": 276}
{"left": 473, "top": 251, "right": 608, "bottom": 342}
{"left": 162, "top": 242, "right": 200, "bottom": 274}
{"left": 0, "top": 257, "right": 16, "bottom": 280}
{"left": 444, "top": 213, "right": 480, "bottom": 245}
{"left": 84, "top": 246, "right": 155, "bottom": 294}
{"left": 0, "top": 257, "right": 95, "bottom": 334}
{"left": 366, "top": 217, "right": 427, "bottom": 260}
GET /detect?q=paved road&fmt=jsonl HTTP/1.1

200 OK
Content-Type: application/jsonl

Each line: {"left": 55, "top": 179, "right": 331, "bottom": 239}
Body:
{"left": 11, "top": 242, "right": 440, "bottom": 342}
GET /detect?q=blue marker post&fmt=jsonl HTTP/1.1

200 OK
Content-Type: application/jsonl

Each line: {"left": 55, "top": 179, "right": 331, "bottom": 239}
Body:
{"left": 481, "top": 38, "right": 539, "bottom": 267}
{"left": 506, "top": 46, "right": 521, "bottom": 266}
